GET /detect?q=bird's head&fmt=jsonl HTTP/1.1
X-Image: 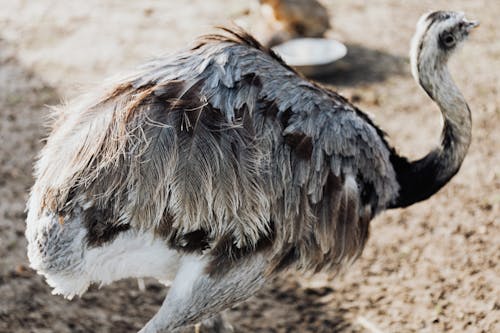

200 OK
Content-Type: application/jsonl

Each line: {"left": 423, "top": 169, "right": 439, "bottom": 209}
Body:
{"left": 410, "top": 11, "right": 479, "bottom": 81}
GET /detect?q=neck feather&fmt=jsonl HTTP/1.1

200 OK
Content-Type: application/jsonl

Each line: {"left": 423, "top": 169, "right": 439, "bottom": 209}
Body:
{"left": 389, "top": 44, "right": 472, "bottom": 208}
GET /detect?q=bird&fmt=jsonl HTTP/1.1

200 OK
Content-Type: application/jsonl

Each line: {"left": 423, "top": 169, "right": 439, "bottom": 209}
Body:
{"left": 259, "top": 0, "right": 331, "bottom": 46}
{"left": 26, "top": 10, "right": 477, "bottom": 333}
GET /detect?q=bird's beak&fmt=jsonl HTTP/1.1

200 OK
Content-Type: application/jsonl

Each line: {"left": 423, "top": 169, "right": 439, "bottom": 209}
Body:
{"left": 464, "top": 19, "right": 480, "bottom": 31}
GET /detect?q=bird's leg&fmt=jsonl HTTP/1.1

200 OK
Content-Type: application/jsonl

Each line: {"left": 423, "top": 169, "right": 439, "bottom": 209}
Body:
{"left": 139, "top": 253, "right": 268, "bottom": 333}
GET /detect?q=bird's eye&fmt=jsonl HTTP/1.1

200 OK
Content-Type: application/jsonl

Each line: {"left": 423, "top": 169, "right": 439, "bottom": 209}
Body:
{"left": 441, "top": 33, "right": 456, "bottom": 48}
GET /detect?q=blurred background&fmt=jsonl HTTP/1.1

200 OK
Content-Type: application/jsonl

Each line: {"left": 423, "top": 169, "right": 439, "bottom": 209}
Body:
{"left": 0, "top": 0, "right": 498, "bottom": 332}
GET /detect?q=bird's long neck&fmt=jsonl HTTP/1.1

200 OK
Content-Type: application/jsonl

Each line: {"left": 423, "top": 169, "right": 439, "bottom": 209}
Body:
{"left": 389, "top": 43, "right": 472, "bottom": 208}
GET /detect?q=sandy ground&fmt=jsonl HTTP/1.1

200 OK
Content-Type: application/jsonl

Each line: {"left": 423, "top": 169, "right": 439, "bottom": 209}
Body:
{"left": 0, "top": 0, "right": 499, "bottom": 332}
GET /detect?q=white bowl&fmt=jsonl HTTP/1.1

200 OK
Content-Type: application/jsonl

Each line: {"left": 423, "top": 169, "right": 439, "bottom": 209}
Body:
{"left": 272, "top": 38, "right": 347, "bottom": 76}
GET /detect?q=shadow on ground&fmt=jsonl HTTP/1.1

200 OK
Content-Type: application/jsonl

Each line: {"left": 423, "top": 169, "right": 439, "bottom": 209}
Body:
{"left": 309, "top": 44, "right": 407, "bottom": 86}
{"left": 231, "top": 275, "right": 357, "bottom": 333}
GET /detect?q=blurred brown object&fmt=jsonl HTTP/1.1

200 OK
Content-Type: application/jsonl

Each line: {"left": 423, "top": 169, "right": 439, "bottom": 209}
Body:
{"left": 259, "top": 0, "right": 331, "bottom": 46}
{"left": 12, "top": 264, "right": 35, "bottom": 278}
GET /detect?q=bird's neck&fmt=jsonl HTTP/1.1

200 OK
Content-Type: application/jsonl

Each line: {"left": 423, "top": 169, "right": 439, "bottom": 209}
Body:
{"left": 389, "top": 51, "right": 472, "bottom": 208}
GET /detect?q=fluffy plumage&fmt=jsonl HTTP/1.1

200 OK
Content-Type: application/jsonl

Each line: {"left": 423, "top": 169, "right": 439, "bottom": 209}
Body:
{"left": 29, "top": 29, "right": 398, "bottom": 278}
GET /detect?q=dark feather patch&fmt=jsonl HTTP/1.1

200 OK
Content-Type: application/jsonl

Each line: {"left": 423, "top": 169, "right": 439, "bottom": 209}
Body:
{"left": 271, "top": 246, "right": 300, "bottom": 272}
{"left": 285, "top": 133, "right": 313, "bottom": 159}
{"left": 206, "top": 227, "right": 275, "bottom": 277}
{"left": 169, "top": 229, "right": 210, "bottom": 253}
{"left": 83, "top": 207, "right": 130, "bottom": 247}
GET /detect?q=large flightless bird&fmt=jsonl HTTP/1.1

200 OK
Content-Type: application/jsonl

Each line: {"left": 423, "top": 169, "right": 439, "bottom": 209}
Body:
{"left": 27, "top": 11, "right": 477, "bottom": 332}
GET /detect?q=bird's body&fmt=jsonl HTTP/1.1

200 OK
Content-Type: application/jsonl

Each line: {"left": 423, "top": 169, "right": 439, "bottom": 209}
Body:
{"left": 26, "top": 11, "right": 477, "bottom": 333}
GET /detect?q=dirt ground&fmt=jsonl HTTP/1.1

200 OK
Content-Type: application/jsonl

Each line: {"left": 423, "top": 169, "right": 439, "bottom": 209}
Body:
{"left": 0, "top": 0, "right": 499, "bottom": 332}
